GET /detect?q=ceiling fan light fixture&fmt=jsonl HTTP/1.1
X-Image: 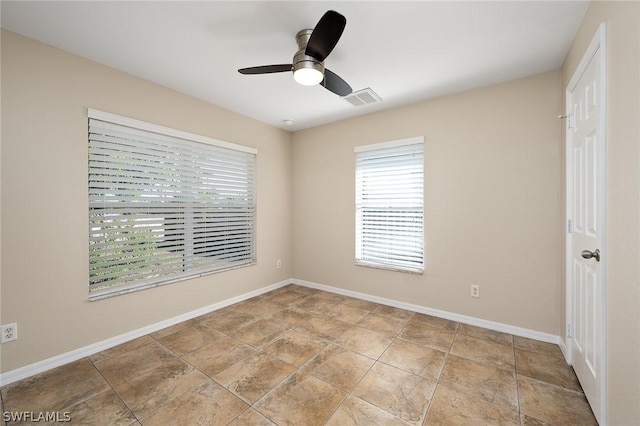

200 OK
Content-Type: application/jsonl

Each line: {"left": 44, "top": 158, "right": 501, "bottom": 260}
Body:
{"left": 238, "top": 11, "right": 351, "bottom": 95}
{"left": 293, "top": 67, "right": 324, "bottom": 86}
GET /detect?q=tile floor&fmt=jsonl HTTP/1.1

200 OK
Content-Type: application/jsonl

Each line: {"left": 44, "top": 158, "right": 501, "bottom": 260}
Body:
{"left": 1, "top": 284, "right": 597, "bottom": 425}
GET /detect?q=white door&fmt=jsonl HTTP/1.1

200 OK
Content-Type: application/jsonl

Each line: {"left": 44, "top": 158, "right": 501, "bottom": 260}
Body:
{"left": 566, "top": 23, "right": 606, "bottom": 423}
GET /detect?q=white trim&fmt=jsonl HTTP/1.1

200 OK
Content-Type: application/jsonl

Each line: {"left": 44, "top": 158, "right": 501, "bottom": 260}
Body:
{"left": 87, "top": 108, "right": 258, "bottom": 154}
{"left": 355, "top": 260, "right": 424, "bottom": 275}
{"left": 0, "top": 279, "right": 289, "bottom": 387}
{"left": 559, "top": 336, "right": 568, "bottom": 361}
{"left": 353, "top": 136, "right": 424, "bottom": 153}
{"left": 565, "top": 22, "right": 607, "bottom": 425}
{"left": 291, "top": 278, "right": 561, "bottom": 344}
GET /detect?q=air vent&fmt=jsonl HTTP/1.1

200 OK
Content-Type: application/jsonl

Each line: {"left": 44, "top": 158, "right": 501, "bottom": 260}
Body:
{"left": 343, "top": 87, "right": 382, "bottom": 107}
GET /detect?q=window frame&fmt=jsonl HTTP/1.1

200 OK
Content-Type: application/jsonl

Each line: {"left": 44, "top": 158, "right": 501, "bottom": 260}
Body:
{"left": 88, "top": 109, "right": 257, "bottom": 300}
{"left": 354, "top": 136, "right": 424, "bottom": 274}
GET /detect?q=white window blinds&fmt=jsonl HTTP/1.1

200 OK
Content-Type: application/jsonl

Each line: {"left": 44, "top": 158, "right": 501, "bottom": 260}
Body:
{"left": 88, "top": 109, "right": 257, "bottom": 299}
{"left": 355, "top": 138, "right": 424, "bottom": 273}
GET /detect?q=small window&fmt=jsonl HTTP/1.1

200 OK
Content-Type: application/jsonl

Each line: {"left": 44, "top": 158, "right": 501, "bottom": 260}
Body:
{"left": 355, "top": 137, "right": 424, "bottom": 273}
{"left": 88, "top": 109, "right": 257, "bottom": 299}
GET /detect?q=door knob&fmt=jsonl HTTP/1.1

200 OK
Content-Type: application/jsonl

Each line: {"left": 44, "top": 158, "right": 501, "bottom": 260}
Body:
{"left": 581, "top": 248, "right": 600, "bottom": 262}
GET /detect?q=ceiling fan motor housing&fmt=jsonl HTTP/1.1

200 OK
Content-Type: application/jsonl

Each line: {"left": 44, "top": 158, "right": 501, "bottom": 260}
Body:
{"left": 293, "top": 29, "right": 324, "bottom": 81}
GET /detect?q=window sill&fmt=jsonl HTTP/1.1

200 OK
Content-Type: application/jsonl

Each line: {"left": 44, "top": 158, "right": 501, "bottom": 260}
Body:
{"left": 355, "top": 260, "right": 424, "bottom": 275}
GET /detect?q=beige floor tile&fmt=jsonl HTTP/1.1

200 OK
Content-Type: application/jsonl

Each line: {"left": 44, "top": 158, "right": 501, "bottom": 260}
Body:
{"left": 1, "top": 292, "right": 599, "bottom": 426}
{"left": 156, "top": 323, "right": 224, "bottom": 356}
{"left": 213, "top": 352, "right": 295, "bottom": 404}
{"left": 66, "top": 389, "right": 136, "bottom": 425}
{"left": 302, "top": 344, "right": 374, "bottom": 392}
{"left": 89, "top": 335, "right": 156, "bottom": 363}
{"left": 296, "top": 316, "right": 352, "bottom": 341}
{"left": 93, "top": 341, "right": 173, "bottom": 385}
{"left": 353, "top": 362, "right": 436, "bottom": 425}
{"left": 457, "top": 323, "right": 513, "bottom": 346}
{"left": 326, "top": 304, "right": 371, "bottom": 323}
{"left": 1, "top": 359, "right": 109, "bottom": 413}
{"left": 518, "top": 376, "right": 597, "bottom": 426}
{"left": 263, "top": 330, "right": 328, "bottom": 367}
{"left": 202, "top": 309, "right": 259, "bottom": 333}
{"left": 409, "top": 314, "right": 458, "bottom": 332}
{"left": 399, "top": 322, "right": 456, "bottom": 352}
{"left": 94, "top": 342, "right": 207, "bottom": 418}
{"left": 335, "top": 326, "right": 395, "bottom": 359}
{"left": 149, "top": 318, "right": 202, "bottom": 340}
{"left": 450, "top": 334, "right": 515, "bottom": 369}
{"left": 232, "top": 298, "right": 288, "bottom": 318}
{"left": 439, "top": 354, "right": 518, "bottom": 410}
{"left": 117, "top": 373, "right": 208, "bottom": 419}
{"left": 326, "top": 396, "right": 408, "bottom": 426}
{"left": 263, "top": 289, "right": 309, "bottom": 306}
{"left": 521, "top": 413, "right": 554, "bottom": 425}
{"left": 228, "top": 408, "right": 277, "bottom": 425}
{"left": 296, "top": 296, "right": 340, "bottom": 315}
{"left": 340, "top": 297, "right": 381, "bottom": 312}
{"left": 253, "top": 372, "right": 346, "bottom": 426}
{"left": 373, "top": 305, "right": 416, "bottom": 322}
{"left": 312, "top": 291, "right": 347, "bottom": 303}
{"left": 514, "top": 336, "right": 564, "bottom": 359}
{"left": 357, "top": 313, "right": 408, "bottom": 335}
{"left": 227, "top": 318, "right": 290, "bottom": 348}
{"left": 182, "top": 336, "right": 256, "bottom": 377}
{"left": 424, "top": 385, "right": 520, "bottom": 425}
{"left": 379, "top": 339, "right": 446, "bottom": 381}
{"left": 264, "top": 308, "right": 314, "bottom": 328}
{"left": 194, "top": 306, "right": 234, "bottom": 324}
{"left": 515, "top": 348, "right": 582, "bottom": 392}
{"left": 139, "top": 380, "right": 247, "bottom": 425}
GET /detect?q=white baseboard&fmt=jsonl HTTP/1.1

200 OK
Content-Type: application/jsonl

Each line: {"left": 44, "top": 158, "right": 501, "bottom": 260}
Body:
{"left": 559, "top": 336, "right": 570, "bottom": 363}
{"left": 1, "top": 277, "right": 563, "bottom": 387}
{"left": 0, "top": 279, "right": 290, "bottom": 387}
{"left": 291, "top": 278, "right": 562, "bottom": 345}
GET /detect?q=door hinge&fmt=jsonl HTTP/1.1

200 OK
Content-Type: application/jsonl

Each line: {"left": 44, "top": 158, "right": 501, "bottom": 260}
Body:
{"left": 567, "top": 324, "right": 573, "bottom": 338}
{"left": 568, "top": 219, "right": 572, "bottom": 234}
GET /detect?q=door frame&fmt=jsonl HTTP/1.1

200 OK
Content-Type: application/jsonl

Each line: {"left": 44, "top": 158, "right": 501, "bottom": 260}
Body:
{"left": 565, "top": 22, "right": 607, "bottom": 424}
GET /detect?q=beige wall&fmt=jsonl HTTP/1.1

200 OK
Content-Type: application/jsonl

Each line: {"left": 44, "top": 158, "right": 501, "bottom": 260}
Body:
{"left": 0, "top": 30, "right": 293, "bottom": 373}
{"left": 292, "top": 71, "right": 563, "bottom": 334}
{"left": 562, "top": 2, "right": 640, "bottom": 424}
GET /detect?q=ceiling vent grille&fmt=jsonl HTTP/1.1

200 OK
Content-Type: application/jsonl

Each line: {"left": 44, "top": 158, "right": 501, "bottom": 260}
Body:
{"left": 343, "top": 87, "right": 382, "bottom": 107}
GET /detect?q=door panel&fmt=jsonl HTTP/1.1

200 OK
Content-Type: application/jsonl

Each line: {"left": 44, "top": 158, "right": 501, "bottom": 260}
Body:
{"left": 568, "top": 37, "right": 604, "bottom": 422}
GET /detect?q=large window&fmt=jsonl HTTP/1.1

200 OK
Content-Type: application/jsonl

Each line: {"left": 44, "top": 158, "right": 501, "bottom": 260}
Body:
{"left": 88, "top": 109, "right": 257, "bottom": 299}
{"left": 355, "top": 137, "right": 424, "bottom": 273}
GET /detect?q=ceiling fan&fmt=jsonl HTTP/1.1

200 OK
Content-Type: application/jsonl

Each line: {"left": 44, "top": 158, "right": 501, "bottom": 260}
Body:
{"left": 238, "top": 10, "right": 352, "bottom": 96}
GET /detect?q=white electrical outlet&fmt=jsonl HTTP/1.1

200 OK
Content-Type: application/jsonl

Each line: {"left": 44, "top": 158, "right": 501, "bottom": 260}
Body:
{"left": 1, "top": 323, "right": 18, "bottom": 343}
{"left": 276, "top": 259, "right": 282, "bottom": 269}
{"left": 471, "top": 285, "right": 480, "bottom": 298}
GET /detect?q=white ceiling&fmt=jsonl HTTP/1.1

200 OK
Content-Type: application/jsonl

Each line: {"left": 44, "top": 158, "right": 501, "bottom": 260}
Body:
{"left": 1, "top": 1, "right": 588, "bottom": 131}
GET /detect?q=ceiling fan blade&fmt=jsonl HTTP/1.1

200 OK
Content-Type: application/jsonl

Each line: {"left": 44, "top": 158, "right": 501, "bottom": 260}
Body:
{"left": 322, "top": 69, "right": 352, "bottom": 96}
{"left": 238, "top": 64, "right": 292, "bottom": 75}
{"left": 305, "top": 10, "right": 346, "bottom": 62}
